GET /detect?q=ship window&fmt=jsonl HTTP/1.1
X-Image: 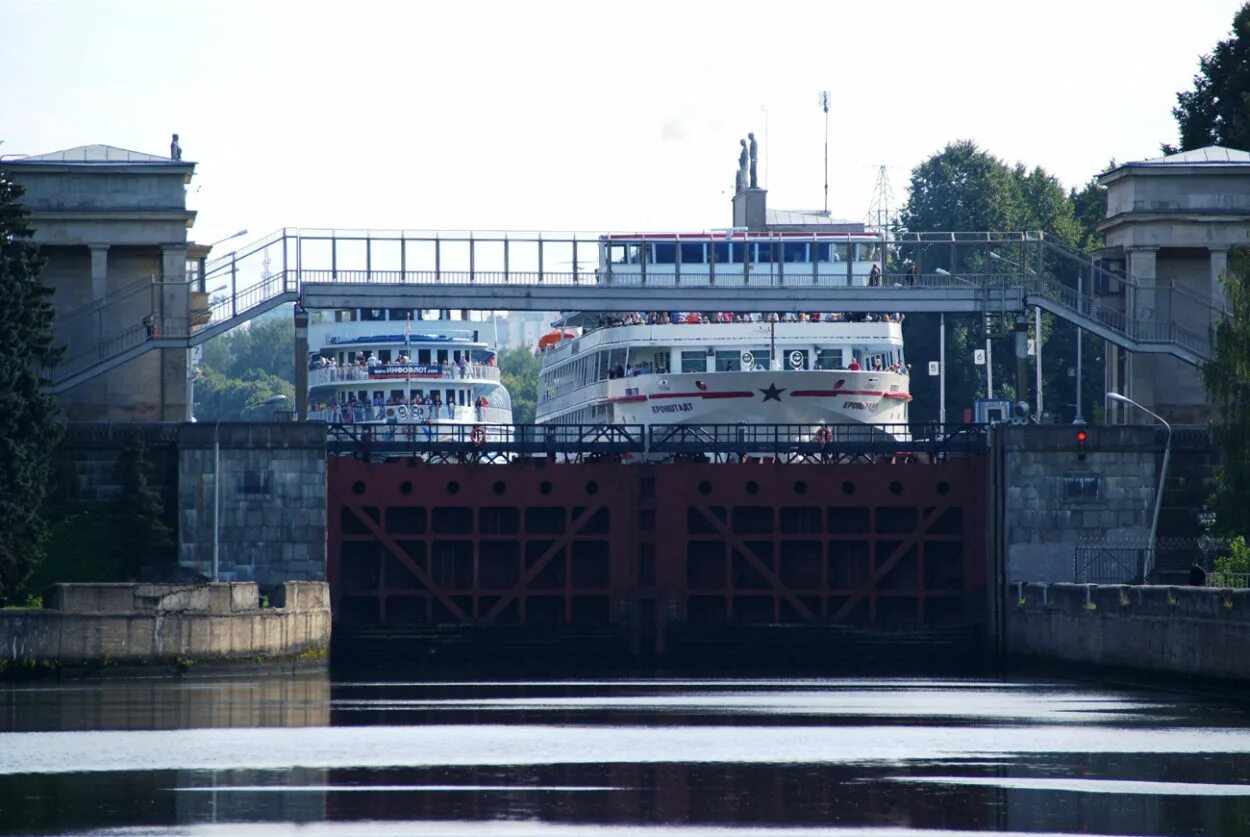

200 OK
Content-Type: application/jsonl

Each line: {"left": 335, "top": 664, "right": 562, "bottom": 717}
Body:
{"left": 752, "top": 242, "right": 775, "bottom": 263}
{"left": 360, "top": 308, "right": 386, "bottom": 321}
{"left": 418, "top": 349, "right": 430, "bottom": 364}
{"left": 713, "top": 242, "right": 745, "bottom": 264}
{"left": 817, "top": 243, "right": 851, "bottom": 262}
{"left": 681, "top": 242, "right": 705, "bottom": 264}
{"left": 681, "top": 351, "right": 706, "bottom": 373}
{"left": 783, "top": 243, "right": 808, "bottom": 263}
{"left": 378, "top": 350, "right": 392, "bottom": 363}
{"left": 716, "top": 349, "right": 769, "bottom": 372}
{"left": 334, "top": 309, "right": 356, "bottom": 322}
{"left": 437, "top": 350, "right": 448, "bottom": 363}
{"left": 388, "top": 308, "right": 414, "bottom": 321}
{"left": 856, "top": 243, "right": 881, "bottom": 262}
{"left": 652, "top": 242, "right": 676, "bottom": 264}
{"left": 608, "top": 244, "right": 629, "bottom": 264}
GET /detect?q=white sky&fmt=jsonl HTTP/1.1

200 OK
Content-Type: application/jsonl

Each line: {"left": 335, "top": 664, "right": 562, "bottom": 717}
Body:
{"left": 1, "top": 0, "right": 1241, "bottom": 248}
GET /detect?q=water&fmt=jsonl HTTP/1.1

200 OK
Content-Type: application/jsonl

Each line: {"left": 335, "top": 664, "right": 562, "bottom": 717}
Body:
{"left": 2, "top": 673, "right": 1249, "bottom": 835}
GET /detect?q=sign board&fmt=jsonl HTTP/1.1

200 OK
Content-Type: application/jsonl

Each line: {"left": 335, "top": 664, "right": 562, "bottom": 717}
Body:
{"left": 928, "top": 361, "right": 940, "bottom": 376}
{"left": 1027, "top": 338, "right": 1036, "bottom": 357}
{"left": 973, "top": 349, "right": 986, "bottom": 366}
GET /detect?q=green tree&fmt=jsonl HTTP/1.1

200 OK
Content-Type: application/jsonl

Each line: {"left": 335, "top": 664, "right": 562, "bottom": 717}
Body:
{"left": 1202, "top": 246, "right": 1250, "bottom": 538}
{"left": 1167, "top": 3, "right": 1250, "bottom": 153}
{"left": 498, "top": 345, "right": 540, "bottom": 424}
{"left": 110, "top": 433, "right": 175, "bottom": 578}
{"left": 0, "top": 163, "right": 64, "bottom": 604}
{"left": 196, "top": 314, "right": 295, "bottom": 420}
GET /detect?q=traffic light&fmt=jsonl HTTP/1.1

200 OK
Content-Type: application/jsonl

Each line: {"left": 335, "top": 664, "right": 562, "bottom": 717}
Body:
{"left": 1076, "top": 429, "right": 1088, "bottom": 461}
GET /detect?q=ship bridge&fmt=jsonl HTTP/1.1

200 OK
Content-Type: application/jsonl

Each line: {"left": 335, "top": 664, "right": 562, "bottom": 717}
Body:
{"left": 44, "top": 227, "right": 1224, "bottom": 394}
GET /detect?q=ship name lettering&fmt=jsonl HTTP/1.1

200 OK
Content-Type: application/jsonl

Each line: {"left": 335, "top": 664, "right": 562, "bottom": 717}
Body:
{"left": 651, "top": 402, "right": 694, "bottom": 414}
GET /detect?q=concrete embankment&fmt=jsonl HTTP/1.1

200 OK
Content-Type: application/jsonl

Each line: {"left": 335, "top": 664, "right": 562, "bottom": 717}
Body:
{"left": 1006, "top": 582, "right": 1250, "bottom": 683}
{"left": 0, "top": 581, "right": 329, "bottom": 676}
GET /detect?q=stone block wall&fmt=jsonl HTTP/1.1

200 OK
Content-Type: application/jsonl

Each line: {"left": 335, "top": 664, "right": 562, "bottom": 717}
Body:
{"left": 1007, "top": 582, "right": 1250, "bottom": 683}
{"left": 178, "top": 423, "right": 327, "bottom": 588}
{"left": 0, "top": 581, "right": 330, "bottom": 671}
{"left": 997, "top": 426, "right": 1159, "bottom": 583}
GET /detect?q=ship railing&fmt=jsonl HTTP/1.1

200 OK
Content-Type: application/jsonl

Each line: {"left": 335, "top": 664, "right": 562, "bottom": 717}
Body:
{"left": 326, "top": 422, "right": 647, "bottom": 458}
{"left": 308, "top": 364, "right": 501, "bottom": 386}
{"left": 309, "top": 403, "right": 511, "bottom": 424}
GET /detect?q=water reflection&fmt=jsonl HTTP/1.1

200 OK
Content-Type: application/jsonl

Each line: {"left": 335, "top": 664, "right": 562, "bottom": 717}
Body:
{"left": 0, "top": 675, "right": 1248, "bottom": 836}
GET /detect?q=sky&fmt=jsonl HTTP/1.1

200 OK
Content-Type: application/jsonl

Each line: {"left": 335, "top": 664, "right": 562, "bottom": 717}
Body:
{"left": 1, "top": 0, "right": 1242, "bottom": 249}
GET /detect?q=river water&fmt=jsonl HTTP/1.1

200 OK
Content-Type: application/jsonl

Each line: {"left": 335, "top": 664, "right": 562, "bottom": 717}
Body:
{"left": 1, "top": 673, "right": 1248, "bottom": 836}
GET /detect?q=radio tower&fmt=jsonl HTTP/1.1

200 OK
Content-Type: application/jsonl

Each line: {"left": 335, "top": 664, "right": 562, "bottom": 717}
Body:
{"left": 864, "top": 165, "right": 896, "bottom": 233}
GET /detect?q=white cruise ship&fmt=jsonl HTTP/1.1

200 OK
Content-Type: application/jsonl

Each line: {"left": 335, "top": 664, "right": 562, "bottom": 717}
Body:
{"left": 306, "top": 307, "right": 512, "bottom": 429}
{"left": 535, "top": 229, "right": 911, "bottom": 437}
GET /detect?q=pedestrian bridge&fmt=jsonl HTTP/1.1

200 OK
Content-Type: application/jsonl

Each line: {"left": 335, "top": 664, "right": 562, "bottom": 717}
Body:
{"left": 45, "top": 228, "right": 1225, "bottom": 392}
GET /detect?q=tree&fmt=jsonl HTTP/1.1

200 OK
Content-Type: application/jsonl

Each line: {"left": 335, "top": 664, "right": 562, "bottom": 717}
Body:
{"left": 1201, "top": 246, "right": 1250, "bottom": 538}
{"left": 1167, "top": 3, "right": 1250, "bottom": 153}
{"left": 0, "top": 163, "right": 64, "bottom": 604}
{"left": 196, "top": 314, "right": 295, "bottom": 420}
{"left": 110, "top": 433, "right": 175, "bottom": 579}
{"left": 498, "top": 345, "right": 540, "bottom": 424}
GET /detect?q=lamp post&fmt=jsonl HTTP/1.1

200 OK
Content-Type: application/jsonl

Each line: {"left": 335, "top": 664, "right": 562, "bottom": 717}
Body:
{"left": 1106, "top": 392, "right": 1172, "bottom": 580}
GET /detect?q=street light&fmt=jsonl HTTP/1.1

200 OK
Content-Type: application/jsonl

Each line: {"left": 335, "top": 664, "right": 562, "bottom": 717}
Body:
{"left": 208, "top": 229, "right": 248, "bottom": 250}
{"left": 1106, "top": 391, "right": 1172, "bottom": 581}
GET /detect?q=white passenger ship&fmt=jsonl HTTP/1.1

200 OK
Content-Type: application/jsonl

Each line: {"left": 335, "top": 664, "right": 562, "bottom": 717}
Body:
{"left": 306, "top": 307, "right": 512, "bottom": 429}
{"left": 535, "top": 226, "right": 911, "bottom": 437}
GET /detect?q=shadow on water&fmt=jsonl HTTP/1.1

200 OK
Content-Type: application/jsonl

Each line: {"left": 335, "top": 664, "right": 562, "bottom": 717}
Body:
{"left": 3, "top": 669, "right": 1250, "bottom": 835}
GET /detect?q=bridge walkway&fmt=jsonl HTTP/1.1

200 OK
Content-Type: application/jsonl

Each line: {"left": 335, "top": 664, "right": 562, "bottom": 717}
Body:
{"left": 44, "top": 229, "right": 1225, "bottom": 392}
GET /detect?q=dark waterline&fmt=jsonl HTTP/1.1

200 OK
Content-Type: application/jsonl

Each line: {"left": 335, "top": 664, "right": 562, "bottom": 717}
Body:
{"left": 2, "top": 672, "right": 1249, "bottom": 836}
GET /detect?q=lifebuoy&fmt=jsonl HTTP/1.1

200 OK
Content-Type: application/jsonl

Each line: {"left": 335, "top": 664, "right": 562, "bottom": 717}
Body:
{"left": 396, "top": 404, "right": 408, "bottom": 420}
{"left": 815, "top": 426, "right": 832, "bottom": 444}
{"left": 414, "top": 406, "right": 425, "bottom": 421}
{"left": 470, "top": 426, "right": 486, "bottom": 446}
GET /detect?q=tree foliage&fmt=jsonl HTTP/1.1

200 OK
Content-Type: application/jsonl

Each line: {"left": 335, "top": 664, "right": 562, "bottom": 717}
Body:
{"left": 898, "top": 141, "right": 1103, "bottom": 424}
{"left": 1201, "top": 247, "right": 1250, "bottom": 537}
{"left": 196, "top": 313, "right": 295, "bottom": 419}
{"left": 498, "top": 345, "right": 540, "bottom": 424}
{"left": 110, "top": 433, "right": 175, "bottom": 578}
{"left": 0, "top": 164, "right": 64, "bottom": 604}
{"left": 1167, "top": 3, "right": 1250, "bottom": 153}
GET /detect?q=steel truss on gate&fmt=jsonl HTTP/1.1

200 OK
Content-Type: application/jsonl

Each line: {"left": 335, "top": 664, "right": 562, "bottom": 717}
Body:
{"left": 324, "top": 422, "right": 988, "bottom": 462}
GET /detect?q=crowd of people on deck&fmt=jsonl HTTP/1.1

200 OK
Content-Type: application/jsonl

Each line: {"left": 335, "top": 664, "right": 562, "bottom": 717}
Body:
{"left": 590, "top": 310, "right": 905, "bottom": 329}
{"left": 309, "top": 390, "right": 495, "bottom": 424}
{"left": 309, "top": 351, "right": 495, "bottom": 379}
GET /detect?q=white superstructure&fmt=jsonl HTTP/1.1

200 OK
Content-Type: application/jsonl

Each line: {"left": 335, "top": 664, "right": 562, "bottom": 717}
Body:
{"left": 306, "top": 307, "right": 512, "bottom": 428}
{"left": 536, "top": 231, "right": 911, "bottom": 438}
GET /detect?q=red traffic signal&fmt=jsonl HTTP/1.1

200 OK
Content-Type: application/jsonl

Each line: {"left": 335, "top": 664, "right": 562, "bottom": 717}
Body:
{"left": 1076, "top": 429, "right": 1088, "bottom": 460}
{"left": 1076, "top": 430, "right": 1087, "bottom": 443}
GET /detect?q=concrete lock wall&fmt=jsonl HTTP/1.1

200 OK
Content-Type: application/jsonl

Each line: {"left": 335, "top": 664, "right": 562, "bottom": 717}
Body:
{"left": 0, "top": 581, "right": 330, "bottom": 671}
{"left": 996, "top": 425, "right": 1159, "bottom": 583}
{"left": 1007, "top": 582, "right": 1250, "bottom": 683}
{"left": 178, "top": 422, "right": 327, "bottom": 587}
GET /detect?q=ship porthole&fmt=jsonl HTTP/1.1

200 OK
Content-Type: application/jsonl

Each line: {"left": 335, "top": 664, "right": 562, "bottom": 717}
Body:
{"left": 446, "top": 480, "right": 460, "bottom": 495}
{"left": 399, "top": 480, "right": 413, "bottom": 495}
{"left": 585, "top": 481, "right": 599, "bottom": 495}
{"left": 351, "top": 480, "right": 366, "bottom": 495}
{"left": 746, "top": 480, "right": 759, "bottom": 495}
{"left": 793, "top": 480, "right": 807, "bottom": 495}
{"left": 936, "top": 481, "right": 951, "bottom": 496}
{"left": 539, "top": 480, "right": 553, "bottom": 495}
{"left": 493, "top": 480, "right": 507, "bottom": 495}
{"left": 698, "top": 480, "right": 712, "bottom": 495}
{"left": 841, "top": 480, "right": 855, "bottom": 495}
{"left": 888, "top": 480, "right": 903, "bottom": 495}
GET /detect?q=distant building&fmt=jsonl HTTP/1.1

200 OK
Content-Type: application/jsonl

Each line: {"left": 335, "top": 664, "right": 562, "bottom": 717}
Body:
{"left": 1095, "top": 146, "right": 1250, "bottom": 424}
{"left": 1, "top": 144, "right": 205, "bottom": 421}
{"left": 494, "top": 311, "right": 555, "bottom": 349}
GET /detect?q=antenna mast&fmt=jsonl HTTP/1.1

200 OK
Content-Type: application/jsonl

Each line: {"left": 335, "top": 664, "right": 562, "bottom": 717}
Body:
{"left": 865, "top": 165, "right": 895, "bottom": 233}
{"left": 819, "top": 90, "right": 831, "bottom": 214}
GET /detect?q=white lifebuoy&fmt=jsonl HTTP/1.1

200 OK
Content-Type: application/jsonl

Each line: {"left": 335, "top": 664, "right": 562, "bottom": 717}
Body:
{"left": 396, "top": 404, "right": 408, "bottom": 419}
{"left": 414, "top": 406, "right": 425, "bottom": 421}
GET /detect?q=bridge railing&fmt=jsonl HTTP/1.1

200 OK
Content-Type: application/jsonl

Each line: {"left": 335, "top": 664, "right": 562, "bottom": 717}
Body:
{"left": 322, "top": 422, "right": 987, "bottom": 459}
